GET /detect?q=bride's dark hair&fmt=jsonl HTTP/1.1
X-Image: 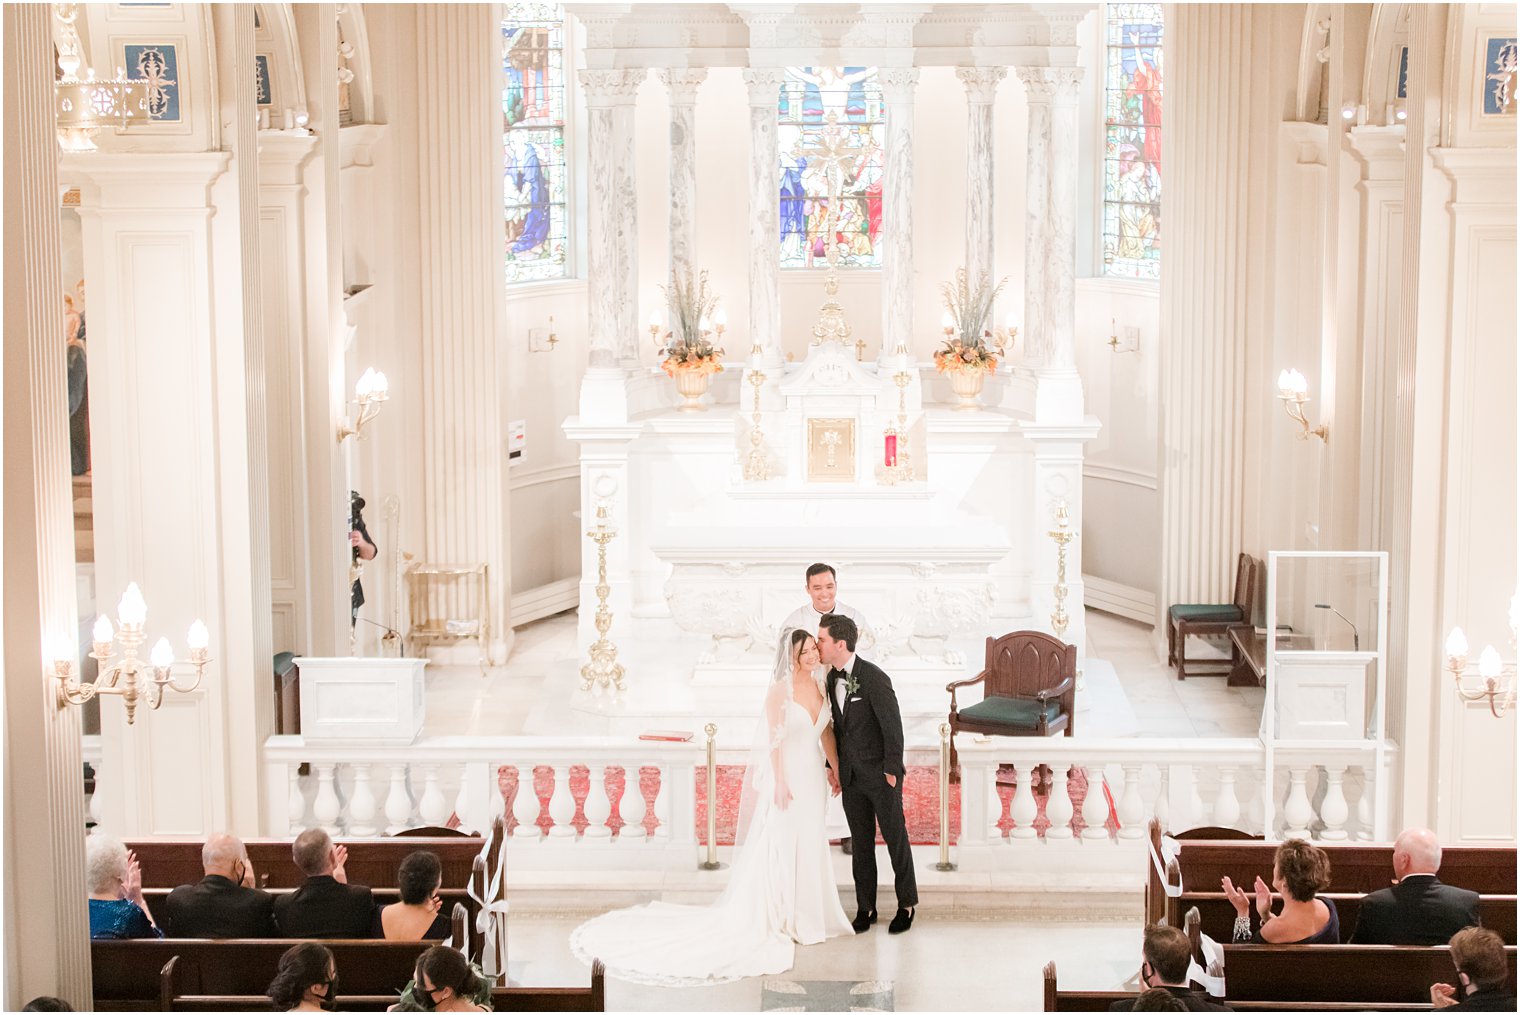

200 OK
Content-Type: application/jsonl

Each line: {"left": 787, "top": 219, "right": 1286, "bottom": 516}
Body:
{"left": 788, "top": 628, "right": 815, "bottom": 667}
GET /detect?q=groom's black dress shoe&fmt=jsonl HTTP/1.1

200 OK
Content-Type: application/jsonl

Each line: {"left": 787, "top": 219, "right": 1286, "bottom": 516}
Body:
{"left": 840, "top": 837, "right": 853, "bottom": 855}
{"left": 851, "top": 909, "right": 877, "bottom": 934}
{"left": 888, "top": 908, "right": 914, "bottom": 934}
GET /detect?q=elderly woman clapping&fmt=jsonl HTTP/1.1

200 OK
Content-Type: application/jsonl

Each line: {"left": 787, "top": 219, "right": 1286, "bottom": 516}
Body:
{"left": 86, "top": 834, "right": 162, "bottom": 939}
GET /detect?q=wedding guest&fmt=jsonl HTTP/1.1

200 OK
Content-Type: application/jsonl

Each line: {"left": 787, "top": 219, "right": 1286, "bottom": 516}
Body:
{"left": 85, "top": 835, "right": 161, "bottom": 939}
{"left": 266, "top": 943, "right": 338, "bottom": 1012}
{"left": 1431, "top": 927, "right": 1516, "bottom": 1010}
{"left": 407, "top": 945, "right": 490, "bottom": 1012}
{"left": 1109, "top": 925, "right": 1231, "bottom": 1011}
{"left": 375, "top": 850, "right": 450, "bottom": 940}
{"left": 1223, "top": 838, "right": 1339, "bottom": 943}
{"left": 1132, "top": 988, "right": 1190, "bottom": 1012}
{"left": 21, "top": 998, "right": 74, "bottom": 1011}
{"left": 274, "top": 828, "right": 375, "bottom": 938}
{"left": 164, "top": 832, "right": 276, "bottom": 938}
{"left": 1349, "top": 827, "right": 1482, "bottom": 944}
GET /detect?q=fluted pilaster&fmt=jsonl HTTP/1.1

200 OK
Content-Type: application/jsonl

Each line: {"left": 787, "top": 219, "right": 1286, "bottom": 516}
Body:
{"left": 2, "top": 3, "right": 94, "bottom": 1004}
{"left": 1047, "top": 68, "right": 1083, "bottom": 371}
{"left": 958, "top": 67, "right": 1006, "bottom": 287}
{"left": 1017, "top": 67, "right": 1054, "bottom": 364}
{"left": 744, "top": 69, "right": 785, "bottom": 363}
{"left": 880, "top": 67, "right": 918, "bottom": 359}
{"left": 581, "top": 69, "right": 645, "bottom": 366}
{"left": 660, "top": 69, "right": 706, "bottom": 287}
{"left": 417, "top": 5, "right": 512, "bottom": 656}
{"left": 1158, "top": 4, "right": 1271, "bottom": 619}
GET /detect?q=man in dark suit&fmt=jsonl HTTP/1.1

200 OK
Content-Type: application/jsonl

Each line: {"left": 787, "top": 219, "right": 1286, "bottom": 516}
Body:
{"left": 1432, "top": 927, "right": 1517, "bottom": 1011}
{"left": 818, "top": 613, "right": 918, "bottom": 935}
{"left": 164, "top": 833, "right": 275, "bottom": 938}
{"left": 1110, "top": 926, "right": 1232, "bottom": 1012}
{"left": 273, "top": 828, "right": 375, "bottom": 938}
{"left": 1349, "top": 827, "right": 1481, "bottom": 945}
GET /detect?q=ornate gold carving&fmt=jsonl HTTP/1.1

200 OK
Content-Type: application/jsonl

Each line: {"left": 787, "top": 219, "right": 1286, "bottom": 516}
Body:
{"left": 806, "top": 417, "right": 855, "bottom": 483}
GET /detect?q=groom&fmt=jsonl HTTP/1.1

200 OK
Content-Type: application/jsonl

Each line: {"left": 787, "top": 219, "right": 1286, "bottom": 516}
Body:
{"left": 818, "top": 613, "right": 918, "bottom": 935}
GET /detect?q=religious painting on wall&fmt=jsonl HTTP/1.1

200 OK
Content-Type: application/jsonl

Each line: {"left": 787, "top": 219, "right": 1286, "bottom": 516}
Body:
{"left": 1482, "top": 37, "right": 1517, "bottom": 116}
{"left": 1101, "top": 3, "right": 1163, "bottom": 281}
{"left": 806, "top": 418, "right": 856, "bottom": 483}
{"left": 502, "top": 2, "right": 568, "bottom": 284}
{"left": 778, "top": 67, "right": 885, "bottom": 270}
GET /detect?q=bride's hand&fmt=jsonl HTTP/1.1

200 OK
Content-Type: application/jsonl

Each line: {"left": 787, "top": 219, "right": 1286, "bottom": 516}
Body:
{"left": 774, "top": 781, "right": 792, "bottom": 810}
{"left": 827, "top": 769, "right": 840, "bottom": 796}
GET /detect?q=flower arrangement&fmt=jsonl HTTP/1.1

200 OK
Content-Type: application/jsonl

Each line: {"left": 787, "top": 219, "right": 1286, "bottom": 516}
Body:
{"left": 657, "top": 269, "right": 726, "bottom": 377}
{"left": 933, "top": 268, "right": 1011, "bottom": 375}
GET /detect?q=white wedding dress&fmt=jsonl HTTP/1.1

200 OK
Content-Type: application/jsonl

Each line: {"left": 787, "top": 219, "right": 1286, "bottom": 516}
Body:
{"left": 569, "top": 695, "right": 853, "bottom": 986}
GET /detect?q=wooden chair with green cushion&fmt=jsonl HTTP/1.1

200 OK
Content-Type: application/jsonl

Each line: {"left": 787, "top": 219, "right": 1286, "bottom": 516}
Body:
{"left": 1167, "top": 552, "right": 1257, "bottom": 680}
{"left": 947, "top": 631, "right": 1076, "bottom": 782}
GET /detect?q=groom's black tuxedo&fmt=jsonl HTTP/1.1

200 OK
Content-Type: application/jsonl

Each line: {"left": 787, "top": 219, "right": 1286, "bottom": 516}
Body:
{"left": 827, "top": 656, "right": 918, "bottom": 913}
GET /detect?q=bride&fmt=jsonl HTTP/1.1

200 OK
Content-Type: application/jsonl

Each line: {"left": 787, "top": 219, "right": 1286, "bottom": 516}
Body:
{"left": 569, "top": 629, "right": 853, "bottom": 985}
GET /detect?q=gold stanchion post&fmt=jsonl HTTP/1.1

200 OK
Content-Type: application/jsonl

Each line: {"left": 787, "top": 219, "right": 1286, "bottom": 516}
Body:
{"left": 936, "top": 722, "right": 957, "bottom": 871}
{"left": 700, "top": 722, "right": 726, "bottom": 870}
{"left": 1049, "top": 501, "right": 1075, "bottom": 640}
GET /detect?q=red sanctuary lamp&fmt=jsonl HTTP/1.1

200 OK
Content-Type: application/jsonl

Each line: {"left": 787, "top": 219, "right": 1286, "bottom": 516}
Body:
{"left": 884, "top": 429, "right": 898, "bottom": 468}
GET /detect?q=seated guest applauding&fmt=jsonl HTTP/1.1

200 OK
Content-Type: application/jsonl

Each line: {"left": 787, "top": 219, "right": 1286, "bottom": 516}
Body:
{"left": 85, "top": 835, "right": 161, "bottom": 939}
{"left": 1109, "top": 926, "right": 1231, "bottom": 1012}
{"left": 375, "top": 850, "right": 450, "bottom": 940}
{"left": 274, "top": 828, "right": 375, "bottom": 938}
{"left": 164, "top": 832, "right": 276, "bottom": 938}
{"left": 1223, "top": 838, "right": 1339, "bottom": 943}
{"left": 1350, "top": 827, "right": 1481, "bottom": 944}
{"left": 267, "top": 943, "right": 338, "bottom": 1012}
{"left": 1432, "top": 927, "right": 1517, "bottom": 1011}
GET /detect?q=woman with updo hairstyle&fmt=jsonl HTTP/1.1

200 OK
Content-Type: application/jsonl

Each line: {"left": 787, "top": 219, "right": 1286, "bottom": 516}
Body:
{"left": 411, "top": 945, "right": 488, "bottom": 1011}
{"left": 1222, "top": 838, "right": 1339, "bottom": 943}
{"left": 377, "top": 850, "right": 450, "bottom": 940}
{"left": 266, "top": 943, "right": 338, "bottom": 1012}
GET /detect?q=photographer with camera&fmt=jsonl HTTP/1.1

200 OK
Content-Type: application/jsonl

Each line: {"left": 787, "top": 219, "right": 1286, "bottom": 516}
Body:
{"left": 349, "top": 491, "right": 378, "bottom": 628}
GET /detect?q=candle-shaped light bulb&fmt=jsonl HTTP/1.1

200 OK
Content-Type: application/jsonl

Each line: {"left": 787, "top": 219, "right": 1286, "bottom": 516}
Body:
{"left": 1478, "top": 646, "right": 1502, "bottom": 679}
{"left": 1005, "top": 312, "right": 1017, "bottom": 332}
{"left": 150, "top": 637, "right": 174, "bottom": 669}
{"left": 1277, "top": 369, "right": 1292, "bottom": 394}
{"left": 941, "top": 311, "right": 955, "bottom": 334}
{"left": 1445, "top": 626, "right": 1469, "bottom": 662}
{"left": 186, "top": 619, "right": 209, "bottom": 651}
{"left": 371, "top": 370, "right": 389, "bottom": 399}
{"left": 118, "top": 582, "right": 147, "bottom": 627}
{"left": 54, "top": 631, "right": 77, "bottom": 664}
{"left": 648, "top": 311, "right": 662, "bottom": 330}
{"left": 93, "top": 614, "right": 114, "bottom": 645}
{"left": 355, "top": 367, "right": 378, "bottom": 400}
{"left": 713, "top": 308, "right": 728, "bottom": 331}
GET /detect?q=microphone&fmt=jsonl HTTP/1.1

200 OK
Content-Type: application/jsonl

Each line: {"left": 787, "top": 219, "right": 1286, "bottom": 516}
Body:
{"left": 1314, "top": 604, "right": 1360, "bottom": 651}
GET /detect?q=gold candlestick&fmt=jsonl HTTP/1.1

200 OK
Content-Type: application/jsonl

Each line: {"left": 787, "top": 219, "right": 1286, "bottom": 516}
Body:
{"left": 742, "top": 367, "right": 770, "bottom": 482}
{"left": 580, "top": 506, "right": 625, "bottom": 695}
{"left": 882, "top": 370, "right": 913, "bottom": 485}
{"left": 1049, "top": 501, "right": 1075, "bottom": 639}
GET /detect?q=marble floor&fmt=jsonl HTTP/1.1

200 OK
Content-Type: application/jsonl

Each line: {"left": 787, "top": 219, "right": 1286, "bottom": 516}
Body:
{"left": 422, "top": 608, "right": 1266, "bottom": 740}
{"left": 505, "top": 909, "right": 1139, "bottom": 1011}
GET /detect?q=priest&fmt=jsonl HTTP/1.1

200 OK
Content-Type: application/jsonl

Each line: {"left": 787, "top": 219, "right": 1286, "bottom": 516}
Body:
{"left": 782, "top": 563, "right": 875, "bottom": 853}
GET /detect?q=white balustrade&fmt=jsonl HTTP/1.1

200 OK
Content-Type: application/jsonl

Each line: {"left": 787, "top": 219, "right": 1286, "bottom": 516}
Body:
{"left": 1320, "top": 764, "right": 1350, "bottom": 841}
{"left": 1118, "top": 763, "right": 1145, "bottom": 839}
{"left": 1080, "top": 765, "right": 1110, "bottom": 840}
{"left": 619, "top": 765, "right": 649, "bottom": 841}
{"left": 1009, "top": 762, "right": 1038, "bottom": 839}
{"left": 418, "top": 765, "right": 450, "bottom": 827}
{"left": 583, "top": 765, "right": 613, "bottom": 839}
{"left": 349, "top": 765, "right": 379, "bottom": 836}
{"left": 1354, "top": 765, "right": 1374, "bottom": 841}
{"left": 547, "top": 765, "right": 577, "bottom": 838}
{"left": 512, "top": 766, "right": 543, "bottom": 839}
{"left": 384, "top": 764, "right": 413, "bottom": 834}
{"left": 1045, "top": 765, "right": 1075, "bottom": 838}
{"left": 1214, "top": 766, "right": 1242, "bottom": 827}
{"left": 1282, "top": 766, "right": 1314, "bottom": 838}
{"left": 313, "top": 763, "right": 343, "bottom": 834}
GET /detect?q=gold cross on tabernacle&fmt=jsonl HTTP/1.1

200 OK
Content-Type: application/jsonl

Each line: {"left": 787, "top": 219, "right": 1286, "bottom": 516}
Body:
{"left": 822, "top": 429, "right": 842, "bottom": 467}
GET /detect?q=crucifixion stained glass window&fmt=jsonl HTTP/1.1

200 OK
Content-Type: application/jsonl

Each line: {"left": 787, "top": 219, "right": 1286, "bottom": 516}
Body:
{"left": 1102, "top": 3, "right": 1163, "bottom": 280}
{"left": 778, "top": 67, "right": 885, "bottom": 270}
{"left": 502, "top": 3, "right": 568, "bottom": 284}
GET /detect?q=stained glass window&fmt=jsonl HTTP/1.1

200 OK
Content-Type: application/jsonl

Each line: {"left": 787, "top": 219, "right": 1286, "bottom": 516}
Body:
{"left": 1102, "top": 4, "right": 1163, "bottom": 280}
{"left": 503, "top": 3, "right": 568, "bottom": 284}
{"left": 778, "top": 67, "right": 885, "bottom": 270}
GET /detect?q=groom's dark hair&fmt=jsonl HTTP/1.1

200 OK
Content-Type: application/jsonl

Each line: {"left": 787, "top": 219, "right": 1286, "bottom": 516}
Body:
{"left": 819, "top": 613, "right": 857, "bottom": 652}
{"left": 805, "top": 563, "right": 836, "bottom": 583}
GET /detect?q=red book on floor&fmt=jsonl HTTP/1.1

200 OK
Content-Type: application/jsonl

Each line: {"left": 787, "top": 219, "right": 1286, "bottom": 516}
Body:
{"left": 638, "top": 730, "right": 694, "bottom": 742}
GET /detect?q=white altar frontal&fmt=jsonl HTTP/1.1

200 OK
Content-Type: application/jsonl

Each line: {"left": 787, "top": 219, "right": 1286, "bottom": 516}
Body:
{"left": 563, "top": 332, "right": 1101, "bottom": 740}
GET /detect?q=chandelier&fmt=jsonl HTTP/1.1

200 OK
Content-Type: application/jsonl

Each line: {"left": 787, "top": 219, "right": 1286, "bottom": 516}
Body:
{"left": 53, "top": 3, "right": 150, "bottom": 152}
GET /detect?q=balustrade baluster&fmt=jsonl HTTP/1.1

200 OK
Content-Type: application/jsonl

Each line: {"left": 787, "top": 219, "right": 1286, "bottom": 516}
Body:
{"left": 1187, "top": 765, "right": 1206, "bottom": 830}
{"left": 453, "top": 767, "right": 471, "bottom": 835}
{"left": 1153, "top": 766, "right": 1170, "bottom": 830}
{"left": 584, "top": 764, "right": 613, "bottom": 838}
{"left": 1045, "top": 765, "right": 1075, "bottom": 839}
{"left": 1354, "top": 765, "right": 1373, "bottom": 841}
{"left": 313, "top": 763, "right": 343, "bottom": 834}
{"left": 1009, "top": 762, "right": 1038, "bottom": 839}
{"left": 990, "top": 764, "right": 1008, "bottom": 841}
{"left": 418, "top": 765, "right": 450, "bottom": 827}
{"left": 348, "top": 764, "right": 379, "bottom": 836}
{"left": 651, "top": 763, "right": 671, "bottom": 840}
{"left": 1118, "top": 763, "right": 1145, "bottom": 839}
{"left": 1242, "top": 772, "right": 1265, "bottom": 836}
{"left": 383, "top": 764, "right": 413, "bottom": 834}
{"left": 1213, "top": 766, "right": 1242, "bottom": 829}
{"left": 617, "top": 765, "right": 648, "bottom": 841}
{"left": 288, "top": 767, "right": 306, "bottom": 834}
{"left": 1319, "top": 764, "right": 1350, "bottom": 841}
{"left": 512, "top": 766, "right": 543, "bottom": 839}
{"left": 1081, "top": 764, "right": 1111, "bottom": 840}
{"left": 1282, "top": 766, "right": 1313, "bottom": 838}
{"left": 548, "top": 765, "right": 577, "bottom": 837}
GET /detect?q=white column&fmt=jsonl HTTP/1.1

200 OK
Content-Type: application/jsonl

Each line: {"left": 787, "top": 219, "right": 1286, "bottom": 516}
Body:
{"left": 2, "top": 5, "right": 93, "bottom": 1004}
{"left": 1016, "top": 67, "right": 1053, "bottom": 365}
{"left": 578, "top": 68, "right": 646, "bottom": 366}
{"left": 957, "top": 67, "right": 1005, "bottom": 288}
{"left": 417, "top": 6, "right": 513, "bottom": 661}
{"left": 879, "top": 67, "right": 918, "bottom": 360}
{"left": 1046, "top": 67, "right": 1083, "bottom": 376}
{"left": 1157, "top": 5, "right": 1271, "bottom": 625}
{"left": 660, "top": 69, "right": 706, "bottom": 286}
{"left": 743, "top": 68, "right": 785, "bottom": 365}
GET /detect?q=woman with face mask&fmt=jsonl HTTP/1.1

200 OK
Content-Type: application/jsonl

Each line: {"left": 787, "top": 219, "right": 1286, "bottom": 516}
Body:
{"left": 399, "top": 946, "right": 489, "bottom": 1012}
{"left": 266, "top": 943, "right": 339, "bottom": 1012}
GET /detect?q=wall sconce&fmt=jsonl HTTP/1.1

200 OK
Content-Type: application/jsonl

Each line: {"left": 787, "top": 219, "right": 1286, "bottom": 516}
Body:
{"left": 1445, "top": 622, "right": 1516, "bottom": 719}
{"left": 1106, "top": 318, "right": 1139, "bottom": 354}
{"left": 53, "top": 582, "right": 211, "bottom": 725}
{"left": 336, "top": 367, "right": 389, "bottom": 442}
{"left": 1276, "top": 368, "right": 1328, "bottom": 442}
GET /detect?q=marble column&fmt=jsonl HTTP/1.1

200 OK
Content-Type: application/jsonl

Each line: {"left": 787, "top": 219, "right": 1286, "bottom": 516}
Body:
{"left": 1046, "top": 68, "right": 1083, "bottom": 374}
{"left": 1157, "top": 5, "right": 1271, "bottom": 627}
{"left": 957, "top": 67, "right": 1006, "bottom": 288}
{"left": 743, "top": 68, "right": 785, "bottom": 365}
{"left": 2, "top": 5, "right": 92, "bottom": 1004}
{"left": 580, "top": 68, "right": 645, "bottom": 378}
{"left": 417, "top": 5, "right": 513, "bottom": 659}
{"left": 879, "top": 67, "right": 919, "bottom": 360}
{"left": 1016, "top": 67, "right": 1054, "bottom": 366}
{"left": 660, "top": 69, "right": 706, "bottom": 287}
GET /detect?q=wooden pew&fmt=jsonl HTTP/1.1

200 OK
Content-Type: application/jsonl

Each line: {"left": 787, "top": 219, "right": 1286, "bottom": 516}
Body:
{"left": 125, "top": 835, "right": 484, "bottom": 891}
{"left": 138, "top": 886, "right": 474, "bottom": 930}
{"left": 1178, "top": 891, "right": 1518, "bottom": 946}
